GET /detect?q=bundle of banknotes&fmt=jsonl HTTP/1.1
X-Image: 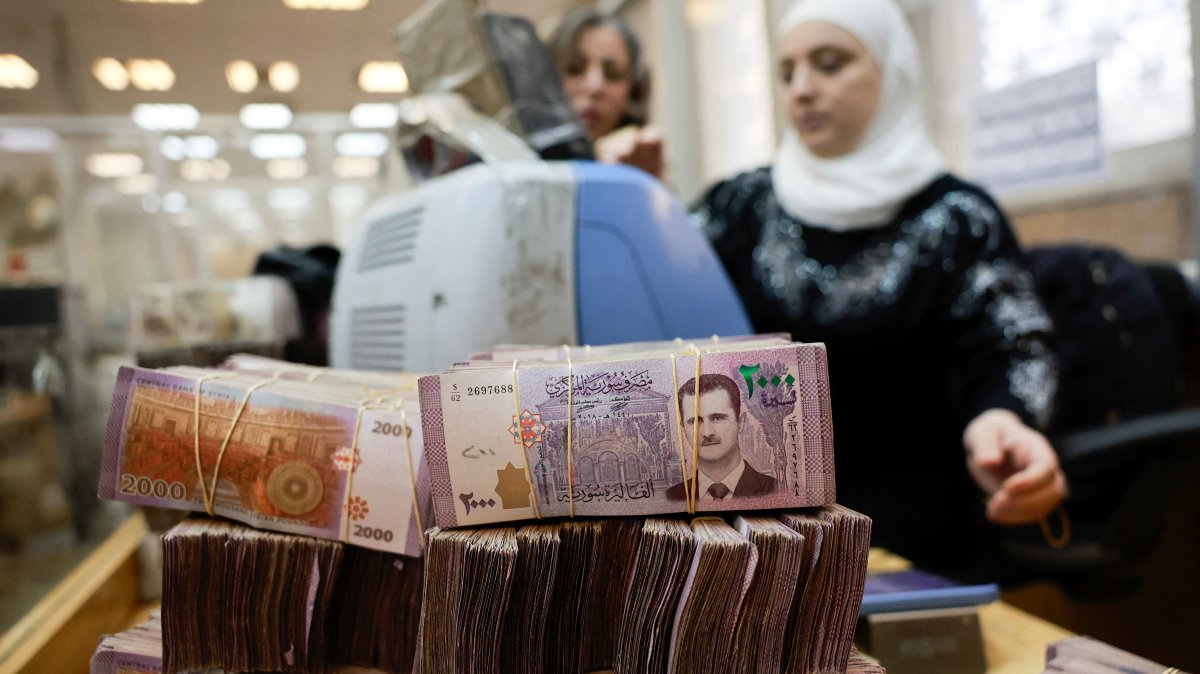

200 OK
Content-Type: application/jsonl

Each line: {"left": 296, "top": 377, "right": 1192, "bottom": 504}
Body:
{"left": 1043, "top": 636, "right": 1192, "bottom": 674}
{"left": 98, "top": 357, "right": 430, "bottom": 557}
{"left": 155, "top": 517, "right": 424, "bottom": 674}
{"left": 418, "top": 335, "right": 837, "bottom": 527}
{"left": 162, "top": 519, "right": 345, "bottom": 673}
{"left": 419, "top": 505, "right": 871, "bottom": 674}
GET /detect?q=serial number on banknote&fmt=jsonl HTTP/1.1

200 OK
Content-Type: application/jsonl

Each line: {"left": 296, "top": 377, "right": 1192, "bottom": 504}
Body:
{"left": 466, "top": 385, "right": 515, "bottom": 396}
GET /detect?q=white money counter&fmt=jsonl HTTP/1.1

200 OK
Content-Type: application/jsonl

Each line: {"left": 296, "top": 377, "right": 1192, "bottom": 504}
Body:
{"left": 329, "top": 160, "right": 754, "bottom": 373}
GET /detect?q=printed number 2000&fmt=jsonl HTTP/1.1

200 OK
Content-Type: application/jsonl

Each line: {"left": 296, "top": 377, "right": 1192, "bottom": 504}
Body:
{"left": 119, "top": 474, "right": 187, "bottom": 500}
{"left": 353, "top": 524, "right": 394, "bottom": 542}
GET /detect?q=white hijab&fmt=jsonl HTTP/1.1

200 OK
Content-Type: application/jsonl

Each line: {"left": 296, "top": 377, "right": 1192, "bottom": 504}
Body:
{"left": 771, "top": 0, "right": 945, "bottom": 230}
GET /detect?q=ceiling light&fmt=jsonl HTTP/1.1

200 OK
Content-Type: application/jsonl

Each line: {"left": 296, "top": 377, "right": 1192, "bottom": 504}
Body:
{"left": 116, "top": 174, "right": 158, "bottom": 195}
{"left": 267, "top": 158, "right": 308, "bottom": 179}
{"left": 0, "top": 54, "right": 39, "bottom": 89}
{"left": 210, "top": 159, "right": 231, "bottom": 180}
{"left": 210, "top": 190, "right": 252, "bottom": 213}
{"left": 160, "top": 135, "right": 187, "bottom": 161}
{"left": 357, "top": 61, "right": 408, "bottom": 93}
{"left": 336, "top": 132, "right": 389, "bottom": 157}
{"left": 249, "top": 133, "right": 307, "bottom": 159}
{"left": 240, "top": 103, "right": 293, "bottom": 129}
{"left": 226, "top": 60, "right": 258, "bottom": 93}
{"left": 329, "top": 184, "right": 369, "bottom": 210}
{"left": 162, "top": 135, "right": 219, "bottom": 161}
{"left": 0, "top": 128, "right": 58, "bottom": 153}
{"left": 132, "top": 103, "right": 199, "bottom": 130}
{"left": 142, "top": 193, "right": 162, "bottom": 213}
{"left": 331, "top": 156, "right": 379, "bottom": 178}
{"left": 86, "top": 153, "right": 144, "bottom": 178}
{"left": 185, "top": 135, "right": 219, "bottom": 160}
{"left": 268, "top": 61, "right": 299, "bottom": 93}
{"left": 282, "top": 0, "right": 368, "bottom": 10}
{"left": 229, "top": 209, "right": 265, "bottom": 232}
{"left": 268, "top": 187, "right": 312, "bottom": 211}
{"left": 180, "top": 159, "right": 211, "bottom": 181}
{"left": 181, "top": 159, "right": 231, "bottom": 181}
{"left": 349, "top": 102, "right": 398, "bottom": 128}
{"left": 93, "top": 58, "right": 129, "bottom": 91}
{"left": 128, "top": 59, "right": 175, "bottom": 91}
{"left": 163, "top": 191, "right": 188, "bottom": 214}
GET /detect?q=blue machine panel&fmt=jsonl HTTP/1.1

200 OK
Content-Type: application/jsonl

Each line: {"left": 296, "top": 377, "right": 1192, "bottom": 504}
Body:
{"left": 573, "top": 162, "right": 752, "bottom": 344}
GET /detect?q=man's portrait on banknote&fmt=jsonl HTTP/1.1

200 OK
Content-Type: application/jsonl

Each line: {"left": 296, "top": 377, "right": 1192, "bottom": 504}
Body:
{"left": 666, "top": 373, "right": 778, "bottom": 500}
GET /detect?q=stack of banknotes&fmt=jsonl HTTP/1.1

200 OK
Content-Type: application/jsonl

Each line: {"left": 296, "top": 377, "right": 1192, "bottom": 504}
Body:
{"left": 154, "top": 518, "right": 423, "bottom": 674}
{"left": 414, "top": 506, "right": 871, "bottom": 674}
{"left": 92, "top": 506, "right": 872, "bottom": 674}
{"left": 1043, "top": 636, "right": 1191, "bottom": 674}
{"left": 92, "top": 338, "right": 884, "bottom": 674}
{"left": 418, "top": 335, "right": 836, "bottom": 527}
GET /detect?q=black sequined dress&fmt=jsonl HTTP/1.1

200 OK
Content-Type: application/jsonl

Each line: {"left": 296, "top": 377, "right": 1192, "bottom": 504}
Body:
{"left": 693, "top": 169, "right": 1057, "bottom": 573}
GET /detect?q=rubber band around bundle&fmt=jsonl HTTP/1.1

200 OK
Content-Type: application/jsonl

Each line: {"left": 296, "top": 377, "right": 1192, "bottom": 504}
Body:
{"left": 395, "top": 401, "right": 426, "bottom": 547}
{"left": 669, "top": 350, "right": 699, "bottom": 514}
{"left": 509, "top": 344, "right": 710, "bottom": 519}
{"left": 191, "top": 373, "right": 425, "bottom": 549}
{"left": 343, "top": 400, "right": 370, "bottom": 543}
{"left": 511, "top": 361, "right": 544, "bottom": 519}
{"left": 340, "top": 397, "right": 428, "bottom": 548}
{"left": 192, "top": 373, "right": 280, "bottom": 516}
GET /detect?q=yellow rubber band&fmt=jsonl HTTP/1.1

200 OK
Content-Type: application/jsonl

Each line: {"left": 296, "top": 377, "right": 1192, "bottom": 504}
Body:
{"left": 511, "top": 360, "right": 543, "bottom": 519}
{"left": 193, "top": 374, "right": 277, "bottom": 516}
{"left": 670, "top": 354, "right": 694, "bottom": 514}
{"left": 398, "top": 403, "right": 426, "bottom": 548}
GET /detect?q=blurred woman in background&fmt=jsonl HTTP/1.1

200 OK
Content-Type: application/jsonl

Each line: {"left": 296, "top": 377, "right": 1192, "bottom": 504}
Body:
{"left": 693, "top": 0, "right": 1066, "bottom": 578}
{"left": 548, "top": 9, "right": 663, "bottom": 178}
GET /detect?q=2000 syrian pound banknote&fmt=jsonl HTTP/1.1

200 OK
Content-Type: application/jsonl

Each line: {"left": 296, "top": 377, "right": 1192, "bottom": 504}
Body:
{"left": 418, "top": 343, "right": 836, "bottom": 527}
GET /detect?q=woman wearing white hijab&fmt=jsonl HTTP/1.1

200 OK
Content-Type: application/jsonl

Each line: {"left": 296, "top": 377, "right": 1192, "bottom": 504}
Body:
{"left": 694, "top": 0, "right": 1065, "bottom": 577}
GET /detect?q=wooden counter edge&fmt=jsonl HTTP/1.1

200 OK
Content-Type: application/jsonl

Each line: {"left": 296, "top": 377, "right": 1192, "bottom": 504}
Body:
{"left": 0, "top": 512, "right": 149, "bottom": 674}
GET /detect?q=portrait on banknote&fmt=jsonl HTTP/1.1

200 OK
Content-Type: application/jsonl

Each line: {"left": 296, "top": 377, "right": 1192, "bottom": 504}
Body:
{"left": 666, "top": 373, "right": 779, "bottom": 500}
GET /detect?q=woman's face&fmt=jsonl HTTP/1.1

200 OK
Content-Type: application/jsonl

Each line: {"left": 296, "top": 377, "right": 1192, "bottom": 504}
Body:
{"left": 778, "top": 21, "right": 883, "bottom": 158}
{"left": 563, "top": 25, "right": 633, "bottom": 140}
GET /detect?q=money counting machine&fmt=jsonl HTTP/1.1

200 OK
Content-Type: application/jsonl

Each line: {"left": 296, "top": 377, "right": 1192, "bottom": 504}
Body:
{"left": 329, "top": 0, "right": 750, "bottom": 372}
{"left": 330, "top": 159, "right": 752, "bottom": 372}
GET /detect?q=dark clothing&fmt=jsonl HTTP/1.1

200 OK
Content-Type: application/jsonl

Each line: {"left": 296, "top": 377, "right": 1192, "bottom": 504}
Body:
{"left": 665, "top": 461, "right": 778, "bottom": 500}
{"left": 692, "top": 170, "right": 1057, "bottom": 576}
{"left": 1026, "top": 245, "right": 1180, "bottom": 432}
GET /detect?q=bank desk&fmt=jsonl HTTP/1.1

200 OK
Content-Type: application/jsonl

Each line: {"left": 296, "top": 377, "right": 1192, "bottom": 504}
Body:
{"left": 0, "top": 513, "right": 1072, "bottom": 674}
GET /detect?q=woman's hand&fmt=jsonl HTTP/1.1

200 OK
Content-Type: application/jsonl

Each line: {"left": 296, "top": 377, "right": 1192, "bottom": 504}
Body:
{"left": 963, "top": 409, "right": 1067, "bottom": 525}
{"left": 595, "top": 126, "right": 664, "bottom": 178}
